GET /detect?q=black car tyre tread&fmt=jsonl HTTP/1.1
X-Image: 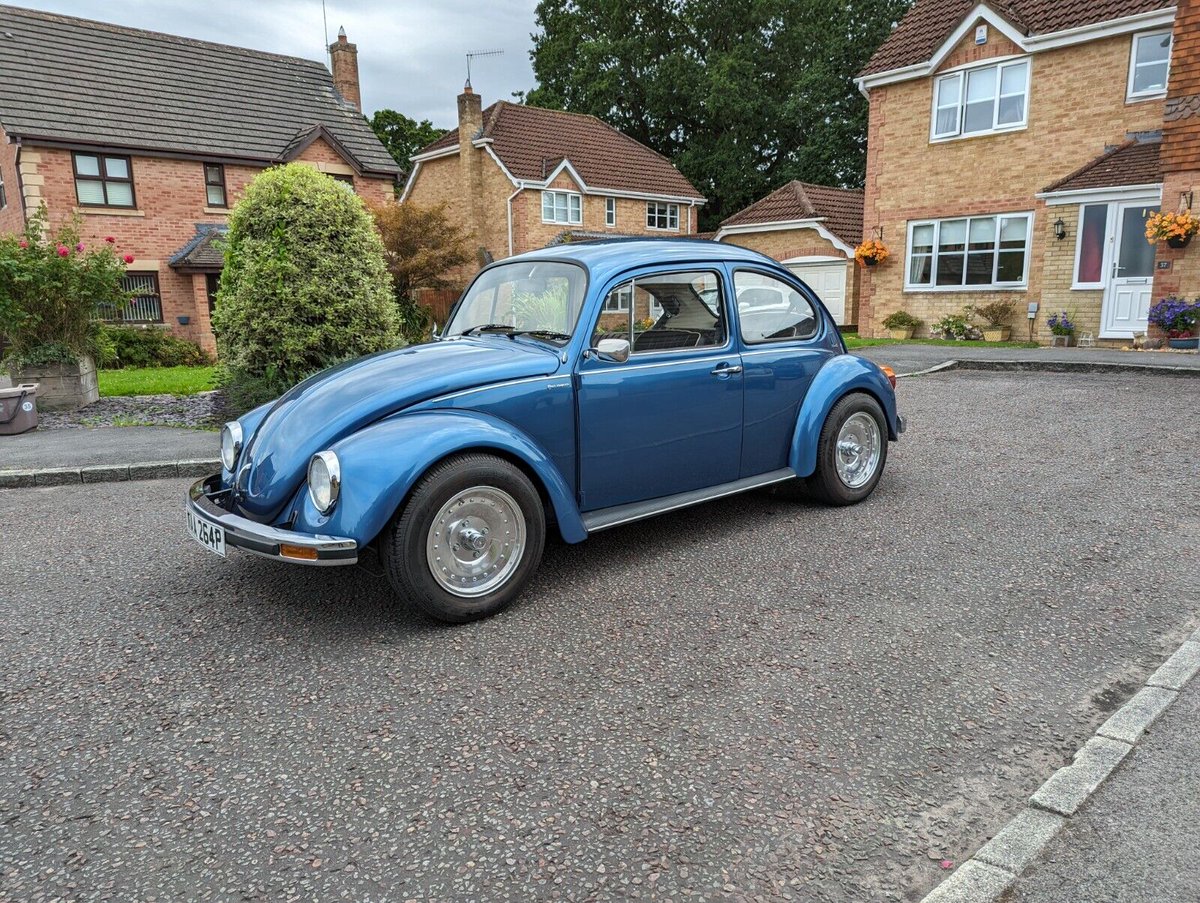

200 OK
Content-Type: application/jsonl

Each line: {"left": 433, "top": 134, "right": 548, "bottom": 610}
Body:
{"left": 805, "top": 392, "right": 888, "bottom": 506}
{"left": 381, "top": 453, "right": 546, "bottom": 623}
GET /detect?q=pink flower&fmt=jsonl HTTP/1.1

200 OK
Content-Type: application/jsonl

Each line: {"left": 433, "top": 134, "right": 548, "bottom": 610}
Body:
{"left": 75, "top": 242, "right": 85, "bottom": 252}
{"left": 123, "top": 254, "right": 135, "bottom": 264}
{"left": 104, "top": 236, "right": 116, "bottom": 243}
{"left": 18, "top": 240, "right": 28, "bottom": 249}
{"left": 57, "top": 245, "right": 69, "bottom": 257}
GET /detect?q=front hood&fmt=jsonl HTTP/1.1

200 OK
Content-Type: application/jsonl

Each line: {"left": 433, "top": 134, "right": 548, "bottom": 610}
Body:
{"left": 236, "top": 338, "right": 560, "bottom": 519}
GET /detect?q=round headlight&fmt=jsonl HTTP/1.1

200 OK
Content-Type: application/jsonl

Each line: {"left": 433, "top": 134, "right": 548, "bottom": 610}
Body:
{"left": 308, "top": 451, "right": 341, "bottom": 515}
{"left": 220, "top": 421, "right": 243, "bottom": 472}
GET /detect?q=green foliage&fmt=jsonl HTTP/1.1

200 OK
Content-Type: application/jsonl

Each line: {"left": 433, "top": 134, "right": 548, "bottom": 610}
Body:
{"left": 526, "top": 0, "right": 913, "bottom": 229}
{"left": 99, "top": 365, "right": 217, "bottom": 397}
{"left": 931, "top": 308, "right": 982, "bottom": 340}
{"left": 0, "top": 206, "right": 131, "bottom": 372}
{"left": 880, "top": 309, "right": 922, "bottom": 330}
{"left": 96, "top": 324, "right": 211, "bottom": 369}
{"left": 394, "top": 294, "right": 433, "bottom": 345}
{"left": 974, "top": 300, "right": 1015, "bottom": 328}
{"left": 212, "top": 163, "right": 400, "bottom": 411}
{"left": 368, "top": 109, "right": 445, "bottom": 176}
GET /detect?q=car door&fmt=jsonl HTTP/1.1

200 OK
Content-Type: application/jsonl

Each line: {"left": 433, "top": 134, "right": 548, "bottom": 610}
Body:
{"left": 576, "top": 267, "right": 743, "bottom": 512}
{"left": 732, "top": 268, "right": 835, "bottom": 477}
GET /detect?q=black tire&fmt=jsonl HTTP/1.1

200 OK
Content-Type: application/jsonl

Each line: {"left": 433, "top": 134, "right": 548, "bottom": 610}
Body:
{"left": 804, "top": 392, "right": 888, "bottom": 506}
{"left": 381, "top": 453, "right": 546, "bottom": 623}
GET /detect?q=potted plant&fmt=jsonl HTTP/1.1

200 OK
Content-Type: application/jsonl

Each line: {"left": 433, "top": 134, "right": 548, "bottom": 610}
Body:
{"left": 975, "top": 300, "right": 1015, "bottom": 342}
{"left": 1047, "top": 310, "right": 1076, "bottom": 346}
{"left": 0, "top": 208, "right": 132, "bottom": 411}
{"left": 855, "top": 239, "right": 890, "bottom": 267}
{"left": 1148, "top": 296, "right": 1200, "bottom": 349}
{"left": 931, "top": 306, "right": 982, "bottom": 341}
{"left": 880, "top": 309, "right": 922, "bottom": 340}
{"left": 1145, "top": 211, "right": 1200, "bottom": 249}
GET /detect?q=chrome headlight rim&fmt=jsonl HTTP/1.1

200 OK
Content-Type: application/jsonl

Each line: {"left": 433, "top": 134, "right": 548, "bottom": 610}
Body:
{"left": 220, "top": 421, "right": 243, "bottom": 472}
{"left": 307, "top": 450, "right": 341, "bottom": 515}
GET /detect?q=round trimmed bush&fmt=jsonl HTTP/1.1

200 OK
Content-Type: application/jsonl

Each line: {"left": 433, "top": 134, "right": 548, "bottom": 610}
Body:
{"left": 213, "top": 163, "right": 399, "bottom": 411}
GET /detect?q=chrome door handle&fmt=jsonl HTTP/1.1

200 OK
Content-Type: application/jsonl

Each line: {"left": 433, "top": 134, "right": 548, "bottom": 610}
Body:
{"left": 711, "top": 363, "right": 743, "bottom": 375}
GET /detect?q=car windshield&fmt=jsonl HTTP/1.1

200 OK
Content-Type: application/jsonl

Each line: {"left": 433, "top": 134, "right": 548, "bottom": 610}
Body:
{"left": 445, "top": 261, "right": 588, "bottom": 345}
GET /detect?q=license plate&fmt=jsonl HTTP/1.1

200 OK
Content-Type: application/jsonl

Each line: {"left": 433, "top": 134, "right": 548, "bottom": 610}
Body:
{"left": 187, "top": 509, "right": 226, "bottom": 558}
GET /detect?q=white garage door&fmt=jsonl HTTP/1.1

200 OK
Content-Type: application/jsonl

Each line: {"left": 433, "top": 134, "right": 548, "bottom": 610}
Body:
{"left": 787, "top": 261, "right": 848, "bottom": 325}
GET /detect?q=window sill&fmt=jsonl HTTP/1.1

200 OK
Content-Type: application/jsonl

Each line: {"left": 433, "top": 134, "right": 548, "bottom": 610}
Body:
{"left": 1126, "top": 91, "right": 1167, "bottom": 104}
{"left": 74, "top": 206, "right": 144, "bottom": 217}
{"left": 929, "top": 124, "right": 1027, "bottom": 144}
{"left": 202, "top": 207, "right": 230, "bottom": 216}
{"left": 1071, "top": 283, "right": 1105, "bottom": 291}
{"left": 542, "top": 219, "right": 582, "bottom": 226}
{"left": 904, "top": 284, "right": 1028, "bottom": 293}
{"left": 645, "top": 226, "right": 681, "bottom": 233}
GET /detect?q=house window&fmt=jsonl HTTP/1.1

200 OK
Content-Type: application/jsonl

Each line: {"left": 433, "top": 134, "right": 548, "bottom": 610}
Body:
{"left": 602, "top": 282, "right": 631, "bottom": 312}
{"left": 73, "top": 153, "right": 135, "bottom": 207}
{"left": 1128, "top": 31, "right": 1171, "bottom": 100}
{"left": 906, "top": 214, "right": 1031, "bottom": 289}
{"left": 97, "top": 272, "right": 163, "bottom": 323}
{"left": 605, "top": 197, "right": 616, "bottom": 227}
{"left": 204, "top": 164, "right": 227, "bottom": 207}
{"left": 542, "top": 190, "right": 582, "bottom": 225}
{"left": 646, "top": 201, "right": 679, "bottom": 230}
{"left": 1074, "top": 204, "right": 1110, "bottom": 288}
{"left": 931, "top": 59, "right": 1029, "bottom": 139}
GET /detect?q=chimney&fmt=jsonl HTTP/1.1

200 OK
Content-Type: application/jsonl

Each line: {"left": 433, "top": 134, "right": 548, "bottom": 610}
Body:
{"left": 458, "top": 83, "right": 484, "bottom": 248}
{"left": 329, "top": 26, "right": 361, "bottom": 112}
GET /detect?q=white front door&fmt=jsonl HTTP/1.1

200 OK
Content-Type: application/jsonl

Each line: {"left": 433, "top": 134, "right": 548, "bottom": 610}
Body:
{"left": 1100, "top": 202, "right": 1158, "bottom": 338}
{"left": 786, "top": 261, "right": 848, "bottom": 325}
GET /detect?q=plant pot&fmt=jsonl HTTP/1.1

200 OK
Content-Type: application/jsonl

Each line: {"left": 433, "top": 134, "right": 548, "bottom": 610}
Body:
{"left": 1049, "top": 333, "right": 1074, "bottom": 347}
{"left": 14, "top": 354, "right": 99, "bottom": 412}
{"left": 1167, "top": 234, "right": 1193, "bottom": 249}
{"left": 863, "top": 257, "right": 879, "bottom": 267}
{"left": 1167, "top": 336, "right": 1200, "bottom": 349}
{"left": 888, "top": 327, "right": 914, "bottom": 340}
{"left": 982, "top": 327, "right": 1011, "bottom": 342}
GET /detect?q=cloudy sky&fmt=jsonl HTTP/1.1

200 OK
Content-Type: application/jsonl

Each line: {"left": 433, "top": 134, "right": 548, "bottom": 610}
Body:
{"left": 17, "top": 0, "right": 540, "bottom": 128}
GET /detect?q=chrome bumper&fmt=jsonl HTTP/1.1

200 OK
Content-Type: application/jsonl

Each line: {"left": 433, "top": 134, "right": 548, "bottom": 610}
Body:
{"left": 187, "top": 474, "right": 358, "bottom": 566}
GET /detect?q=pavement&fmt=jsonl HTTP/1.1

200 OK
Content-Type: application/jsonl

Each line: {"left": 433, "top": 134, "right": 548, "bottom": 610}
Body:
{"left": 852, "top": 343, "right": 1200, "bottom": 376}
{"left": 1, "top": 369, "right": 1197, "bottom": 902}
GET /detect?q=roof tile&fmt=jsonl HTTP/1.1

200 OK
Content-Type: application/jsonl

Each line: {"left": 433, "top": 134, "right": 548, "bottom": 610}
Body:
{"left": 1042, "top": 140, "right": 1161, "bottom": 193}
{"left": 719, "top": 181, "right": 864, "bottom": 247}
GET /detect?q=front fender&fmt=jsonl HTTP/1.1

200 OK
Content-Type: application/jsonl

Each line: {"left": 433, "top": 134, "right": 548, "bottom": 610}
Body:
{"left": 789, "top": 354, "right": 900, "bottom": 478}
{"left": 291, "top": 410, "right": 587, "bottom": 546}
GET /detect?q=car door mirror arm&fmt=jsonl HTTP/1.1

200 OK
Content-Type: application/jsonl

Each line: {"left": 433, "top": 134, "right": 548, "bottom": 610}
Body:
{"left": 587, "top": 337, "right": 631, "bottom": 363}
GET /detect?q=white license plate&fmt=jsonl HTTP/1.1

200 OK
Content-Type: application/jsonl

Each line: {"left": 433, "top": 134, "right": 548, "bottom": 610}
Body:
{"left": 187, "top": 509, "right": 226, "bottom": 558}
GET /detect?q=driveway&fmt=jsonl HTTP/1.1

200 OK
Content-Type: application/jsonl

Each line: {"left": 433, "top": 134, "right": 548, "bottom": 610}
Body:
{"left": 1, "top": 371, "right": 1197, "bottom": 902}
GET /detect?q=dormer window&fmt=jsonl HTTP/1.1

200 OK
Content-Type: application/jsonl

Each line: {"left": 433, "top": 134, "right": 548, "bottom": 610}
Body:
{"left": 1127, "top": 30, "right": 1171, "bottom": 101}
{"left": 931, "top": 59, "right": 1029, "bottom": 140}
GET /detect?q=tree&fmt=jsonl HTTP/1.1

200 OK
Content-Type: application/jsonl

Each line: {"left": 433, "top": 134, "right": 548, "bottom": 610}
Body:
{"left": 368, "top": 109, "right": 446, "bottom": 175}
{"left": 368, "top": 201, "right": 472, "bottom": 343}
{"left": 212, "top": 164, "right": 399, "bottom": 411}
{"left": 526, "top": 0, "right": 912, "bottom": 229}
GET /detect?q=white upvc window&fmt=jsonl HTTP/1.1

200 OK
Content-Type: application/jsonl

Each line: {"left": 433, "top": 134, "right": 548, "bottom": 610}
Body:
{"left": 605, "top": 197, "right": 616, "bottom": 227}
{"left": 542, "top": 190, "right": 582, "bottom": 225}
{"left": 646, "top": 201, "right": 679, "bottom": 230}
{"left": 931, "top": 58, "right": 1029, "bottom": 140}
{"left": 1127, "top": 30, "right": 1172, "bottom": 101}
{"left": 602, "top": 282, "right": 631, "bottom": 312}
{"left": 905, "top": 213, "right": 1032, "bottom": 290}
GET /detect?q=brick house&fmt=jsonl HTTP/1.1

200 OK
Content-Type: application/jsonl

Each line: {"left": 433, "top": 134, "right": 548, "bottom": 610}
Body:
{"left": 402, "top": 87, "right": 705, "bottom": 286}
{"left": 857, "top": 0, "right": 1200, "bottom": 344}
{"left": 714, "top": 181, "right": 865, "bottom": 327}
{"left": 0, "top": 5, "right": 401, "bottom": 356}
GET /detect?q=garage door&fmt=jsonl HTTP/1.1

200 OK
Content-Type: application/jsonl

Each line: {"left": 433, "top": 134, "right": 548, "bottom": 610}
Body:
{"left": 787, "top": 261, "right": 848, "bottom": 325}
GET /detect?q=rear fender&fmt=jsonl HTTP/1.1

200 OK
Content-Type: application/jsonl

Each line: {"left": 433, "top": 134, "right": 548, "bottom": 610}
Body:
{"left": 789, "top": 355, "right": 899, "bottom": 478}
{"left": 291, "top": 410, "right": 587, "bottom": 545}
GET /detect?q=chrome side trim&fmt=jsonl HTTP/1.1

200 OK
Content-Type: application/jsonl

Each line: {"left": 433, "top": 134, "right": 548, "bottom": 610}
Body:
{"left": 582, "top": 468, "right": 796, "bottom": 533}
{"left": 423, "top": 374, "right": 562, "bottom": 404}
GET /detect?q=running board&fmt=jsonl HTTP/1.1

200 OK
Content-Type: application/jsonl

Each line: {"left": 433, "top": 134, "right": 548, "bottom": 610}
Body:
{"left": 582, "top": 468, "right": 796, "bottom": 533}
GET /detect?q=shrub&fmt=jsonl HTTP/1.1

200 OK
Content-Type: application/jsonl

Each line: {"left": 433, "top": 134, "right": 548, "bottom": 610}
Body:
{"left": 213, "top": 164, "right": 400, "bottom": 411}
{"left": 975, "top": 300, "right": 1014, "bottom": 328}
{"left": 1148, "top": 296, "right": 1200, "bottom": 337}
{"left": 0, "top": 206, "right": 131, "bottom": 373}
{"left": 881, "top": 310, "right": 922, "bottom": 330}
{"left": 96, "top": 324, "right": 210, "bottom": 369}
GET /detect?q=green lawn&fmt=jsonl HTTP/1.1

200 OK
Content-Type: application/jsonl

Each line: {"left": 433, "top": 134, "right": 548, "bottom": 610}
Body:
{"left": 98, "top": 366, "right": 217, "bottom": 397}
{"left": 842, "top": 335, "right": 1040, "bottom": 350}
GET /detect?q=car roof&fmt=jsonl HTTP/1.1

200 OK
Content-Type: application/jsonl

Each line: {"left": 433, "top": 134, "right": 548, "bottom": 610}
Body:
{"left": 507, "top": 238, "right": 788, "bottom": 287}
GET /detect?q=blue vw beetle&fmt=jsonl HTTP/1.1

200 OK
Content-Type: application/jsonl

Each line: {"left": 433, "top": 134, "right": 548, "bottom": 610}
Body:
{"left": 187, "top": 239, "right": 904, "bottom": 622}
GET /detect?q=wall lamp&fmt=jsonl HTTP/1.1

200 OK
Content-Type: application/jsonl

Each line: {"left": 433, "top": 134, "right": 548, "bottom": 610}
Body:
{"left": 1053, "top": 217, "right": 1067, "bottom": 241}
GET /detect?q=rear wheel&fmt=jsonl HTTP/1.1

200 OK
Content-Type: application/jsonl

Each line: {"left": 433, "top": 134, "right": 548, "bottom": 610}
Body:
{"left": 381, "top": 453, "right": 546, "bottom": 623}
{"left": 805, "top": 392, "right": 888, "bottom": 505}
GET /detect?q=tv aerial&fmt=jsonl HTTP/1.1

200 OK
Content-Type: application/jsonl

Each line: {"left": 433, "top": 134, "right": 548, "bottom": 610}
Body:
{"left": 465, "top": 49, "right": 504, "bottom": 90}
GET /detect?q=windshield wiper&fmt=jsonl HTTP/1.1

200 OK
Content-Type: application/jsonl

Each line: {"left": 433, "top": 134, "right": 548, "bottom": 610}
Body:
{"left": 462, "top": 323, "right": 517, "bottom": 337}
{"left": 514, "top": 329, "right": 572, "bottom": 342}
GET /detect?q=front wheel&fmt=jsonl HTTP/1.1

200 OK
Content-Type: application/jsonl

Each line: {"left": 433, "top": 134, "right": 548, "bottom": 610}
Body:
{"left": 805, "top": 392, "right": 888, "bottom": 506}
{"left": 381, "top": 453, "right": 546, "bottom": 623}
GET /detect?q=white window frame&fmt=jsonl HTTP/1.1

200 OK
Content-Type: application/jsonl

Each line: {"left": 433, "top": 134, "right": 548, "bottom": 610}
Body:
{"left": 605, "top": 197, "right": 616, "bottom": 227}
{"left": 541, "top": 190, "right": 582, "bottom": 225}
{"left": 904, "top": 213, "right": 1033, "bottom": 291}
{"left": 646, "top": 201, "right": 680, "bottom": 231}
{"left": 1127, "top": 30, "right": 1172, "bottom": 102}
{"left": 602, "top": 281, "right": 631, "bottom": 312}
{"left": 930, "top": 57, "right": 1030, "bottom": 141}
{"left": 1071, "top": 203, "right": 1116, "bottom": 290}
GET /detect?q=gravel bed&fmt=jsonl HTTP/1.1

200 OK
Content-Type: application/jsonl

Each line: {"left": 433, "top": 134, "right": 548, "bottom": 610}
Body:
{"left": 38, "top": 390, "right": 225, "bottom": 430}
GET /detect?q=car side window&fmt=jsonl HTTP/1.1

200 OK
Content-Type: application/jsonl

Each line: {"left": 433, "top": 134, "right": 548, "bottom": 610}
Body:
{"left": 735, "top": 271, "right": 818, "bottom": 343}
{"left": 592, "top": 271, "right": 726, "bottom": 354}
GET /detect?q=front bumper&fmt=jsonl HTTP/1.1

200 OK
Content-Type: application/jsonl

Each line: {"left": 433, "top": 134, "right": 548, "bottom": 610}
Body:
{"left": 187, "top": 474, "right": 358, "bottom": 566}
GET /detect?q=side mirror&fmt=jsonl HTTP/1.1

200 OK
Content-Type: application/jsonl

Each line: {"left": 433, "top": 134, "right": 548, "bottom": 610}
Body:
{"left": 430, "top": 321, "right": 441, "bottom": 340}
{"left": 592, "top": 337, "right": 631, "bottom": 363}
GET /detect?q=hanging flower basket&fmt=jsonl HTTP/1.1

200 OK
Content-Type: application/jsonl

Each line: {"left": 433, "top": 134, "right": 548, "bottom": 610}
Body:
{"left": 855, "top": 239, "right": 889, "bottom": 267}
{"left": 1145, "top": 211, "right": 1199, "bottom": 247}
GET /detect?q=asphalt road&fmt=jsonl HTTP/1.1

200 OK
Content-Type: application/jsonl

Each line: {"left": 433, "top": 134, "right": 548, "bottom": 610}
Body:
{"left": 1, "top": 371, "right": 1198, "bottom": 903}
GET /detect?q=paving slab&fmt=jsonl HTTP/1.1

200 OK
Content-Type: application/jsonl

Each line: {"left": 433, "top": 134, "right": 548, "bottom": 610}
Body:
{"left": 1030, "top": 736, "right": 1132, "bottom": 816}
{"left": 0, "top": 426, "right": 216, "bottom": 474}
{"left": 854, "top": 343, "right": 1200, "bottom": 377}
